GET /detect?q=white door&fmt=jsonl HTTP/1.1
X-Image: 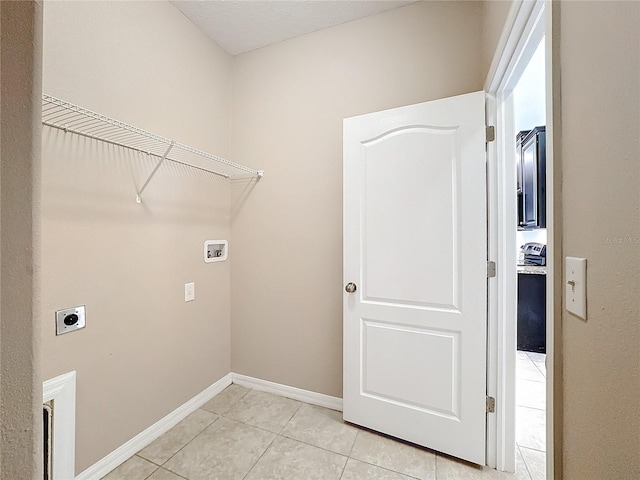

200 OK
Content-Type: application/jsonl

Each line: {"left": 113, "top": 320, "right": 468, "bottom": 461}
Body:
{"left": 343, "top": 91, "right": 487, "bottom": 465}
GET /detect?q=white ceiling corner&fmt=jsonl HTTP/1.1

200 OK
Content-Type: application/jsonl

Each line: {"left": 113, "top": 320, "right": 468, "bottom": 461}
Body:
{"left": 171, "top": 1, "right": 417, "bottom": 56}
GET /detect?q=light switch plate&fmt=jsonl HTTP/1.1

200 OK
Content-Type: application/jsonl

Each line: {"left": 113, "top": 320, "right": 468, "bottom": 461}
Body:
{"left": 185, "top": 282, "right": 195, "bottom": 302}
{"left": 565, "top": 257, "right": 587, "bottom": 319}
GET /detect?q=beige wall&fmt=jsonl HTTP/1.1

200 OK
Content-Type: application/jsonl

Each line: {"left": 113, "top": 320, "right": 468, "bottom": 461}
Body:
{"left": 559, "top": 2, "right": 640, "bottom": 478}
{"left": 0, "top": 1, "right": 43, "bottom": 478}
{"left": 230, "top": 1, "right": 484, "bottom": 398}
{"left": 35, "top": 1, "right": 640, "bottom": 477}
{"left": 482, "top": 0, "right": 512, "bottom": 76}
{"left": 41, "top": 1, "right": 232, "bottom": 473}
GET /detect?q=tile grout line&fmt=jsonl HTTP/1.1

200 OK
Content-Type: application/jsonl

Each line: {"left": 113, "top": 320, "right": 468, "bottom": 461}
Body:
{"left": 282, "top": 400, "right": 304, "bottom": 431}
{"left": 240, "top": 435, "right": 278, "bottom": 480}
{"left": 279, "top": 430, "right": 354, "bottom": 458}
{"left": 518, "top": 354, "right": 546, "bottom": 380}
{"left": 226, "top": 393, "right": 411, "bottom": 479}
{"left": 150, "top": 466, "right": 189, "bottom": 480}
{"left": 169, "top": 471, "right": 189, "bottom": 480}
{"left": 135, "top": 453, "right": 164, "bottom": 469}
{"left": 337, "top": 457, "right": 348, "bottom": 480}
{"left": 209, "top": 383, "right": 251, "bottom": 418}
{"left": 223, "top": 389, "right": 304, "bottom": 435}
{"left": 274, "top": 402, "right": 356, "bottom": 462}
{"left": 517, "top": 444, "right": 535, "bottom": 480}
{"left": 517, "top": 404, "right": 546, "bottom": 413}
{"left": 345, "top": 431, "right": 428, "bottom": 480}
{"left": 201, "top": 385, "right": 251, "bottom": 417}
{"left": 340, "top": 454, "right": 424, "bottom": 480}
{"left": 526, "top": 353, "right": 547, "bottom": 379}
{"left": 518, "top": 444, "right": 547, "bottom": 454}
{"left": 233, "top": 392, "right": 304, "bottom": 480}
{"left": 346, "top": 428, "right": 359, "bottom": 458}
{"left": 434, "top": 452, "right": 438, "bottom": 480}
{"left": 138, "top": 457, "right": 159, "bottom": 480}
{"left": 152, "top": 413, "right": 221, "bottom": 476}
{"left": 532, "top": 361, "right": 546, "bottom": 379}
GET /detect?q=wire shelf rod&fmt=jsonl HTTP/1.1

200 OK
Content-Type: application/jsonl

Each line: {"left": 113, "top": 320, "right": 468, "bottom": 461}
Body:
{"left": 43, "top": 120, "right": 231, "bottom": 181}
{"left": 43, "top": 121, "right": 158, "bottom": 157}
{"left": 43, "top": 94, "right": 174, "bottom": 145}
{"left": 41, "top": 94, "right": 264, "bottom": 183}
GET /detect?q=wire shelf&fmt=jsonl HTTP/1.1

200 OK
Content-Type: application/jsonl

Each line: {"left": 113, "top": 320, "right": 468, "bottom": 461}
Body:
{"left": 42, "top": 94, "right": 263, "bottom": 202}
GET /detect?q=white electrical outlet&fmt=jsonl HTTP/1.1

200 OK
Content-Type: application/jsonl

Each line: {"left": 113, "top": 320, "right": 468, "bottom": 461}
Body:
{"left": 185, "top": 282, "right": 195, "bottom": 302}
{"left": 565, "top": 257, "right": 587, "bottom": 319}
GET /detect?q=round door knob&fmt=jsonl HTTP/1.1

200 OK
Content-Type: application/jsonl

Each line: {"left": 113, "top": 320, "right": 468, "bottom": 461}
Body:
{"left": 345, "top": 282, "right": 357, "bottom": 293}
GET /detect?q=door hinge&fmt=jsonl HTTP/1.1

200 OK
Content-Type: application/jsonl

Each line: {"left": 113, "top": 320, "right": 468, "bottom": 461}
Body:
{"left": 487, "top": 261, "right": 496, "bottom": 278}
{"left": 486, "top": 396, "right": 496, "bottom": 413}
{"left": 486, "top": 125, "right": 495, "bottom": 143}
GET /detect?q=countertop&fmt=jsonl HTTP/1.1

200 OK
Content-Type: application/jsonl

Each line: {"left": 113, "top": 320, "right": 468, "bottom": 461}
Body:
{"left": 517, "top": 265, "right": 547, "bottom": 275}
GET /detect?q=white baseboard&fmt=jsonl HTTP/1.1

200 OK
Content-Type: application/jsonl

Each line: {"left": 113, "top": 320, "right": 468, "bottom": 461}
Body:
{"left": 75, "top": 373, "right": 232, "bottom": 480}
{"left": 75, "top": 372, "right": 342, "bottom": 480}
{"left": 231, "top": 373, "right": 343, "bottom": 412}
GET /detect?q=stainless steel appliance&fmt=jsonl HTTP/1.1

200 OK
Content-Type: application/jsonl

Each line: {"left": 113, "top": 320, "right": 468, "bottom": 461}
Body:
{"left": 519, "top": 242, "right": 546, "bottom": 266}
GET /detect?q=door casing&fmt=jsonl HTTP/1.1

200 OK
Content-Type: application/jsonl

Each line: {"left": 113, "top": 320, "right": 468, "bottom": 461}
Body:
{"left": 484, "top": 0, "right": 557, "bottom": 477}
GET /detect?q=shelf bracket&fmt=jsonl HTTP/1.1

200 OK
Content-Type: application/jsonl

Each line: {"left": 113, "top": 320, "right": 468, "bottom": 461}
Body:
{"left": 136, "top": 141, "right": 175, "bottom": 204}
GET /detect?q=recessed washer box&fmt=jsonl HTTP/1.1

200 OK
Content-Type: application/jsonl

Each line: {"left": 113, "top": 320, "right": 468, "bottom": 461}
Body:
{"left": 55, "top": 305, "right": 86, "bottom": 335}
{"left": 204, "top": 240, "right": 228, "bottom": 263}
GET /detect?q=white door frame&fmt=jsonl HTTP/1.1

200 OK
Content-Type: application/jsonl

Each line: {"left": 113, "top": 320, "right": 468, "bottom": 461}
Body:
{"left": 485, "top": 0, "right": 556, "bottom": 476}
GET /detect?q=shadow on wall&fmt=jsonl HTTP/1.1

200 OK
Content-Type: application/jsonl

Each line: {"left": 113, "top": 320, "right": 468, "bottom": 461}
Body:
{"left": 231, "top": 177, "right": 261, "bottom": 220}
{"left": 42, "top": 127, "right": 230, "bottom": 225}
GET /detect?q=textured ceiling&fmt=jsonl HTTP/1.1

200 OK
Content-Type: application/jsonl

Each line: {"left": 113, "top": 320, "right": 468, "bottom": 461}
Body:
{"left": 171, "top": 1, "right": 416, "bottom": 56}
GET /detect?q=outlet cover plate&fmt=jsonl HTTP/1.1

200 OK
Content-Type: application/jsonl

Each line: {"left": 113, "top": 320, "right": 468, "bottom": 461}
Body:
{"left": 185, "top": 282, "right": 195, "bottom": 302}
{"left": 56, "top": 305, "right": 86, "bottom": 335}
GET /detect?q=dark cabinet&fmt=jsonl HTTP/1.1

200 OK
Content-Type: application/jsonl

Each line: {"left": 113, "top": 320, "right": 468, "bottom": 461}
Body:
{"left": 517, "top": 273, "right": 546, "bottom": 353}
{"left": 517, "top": 126, "right": 546, "bottom": 229}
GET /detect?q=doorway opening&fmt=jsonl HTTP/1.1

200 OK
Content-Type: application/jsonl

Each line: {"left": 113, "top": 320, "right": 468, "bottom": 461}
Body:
{"left": 485, "top": 1, "right": 555, "bottom": 478}
{"left": 513, "top": 37, "right": 547, "bottom": 479}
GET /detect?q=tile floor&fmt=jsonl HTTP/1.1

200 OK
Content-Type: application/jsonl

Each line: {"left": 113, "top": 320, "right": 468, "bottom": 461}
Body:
{"left": 103, "top": 378, "right": 545, "bottom": 480}
{"left": 516, "top": 351, "right": 547, "bottom": 480}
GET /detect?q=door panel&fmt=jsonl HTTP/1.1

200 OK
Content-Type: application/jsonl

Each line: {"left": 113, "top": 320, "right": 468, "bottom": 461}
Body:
{"left": 362, "top": 319, "right": 459, "bottom": 416}
{"left": 362, "top": 127, "right": 459, "bottom": 308}
{"left": 343, "top": 91, "right": 487, "bottom": 465}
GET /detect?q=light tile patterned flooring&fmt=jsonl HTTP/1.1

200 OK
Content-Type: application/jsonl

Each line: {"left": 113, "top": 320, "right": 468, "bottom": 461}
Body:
{"left": 516, "top": 351, "right": 547, "bottom": 480}
{"left": 103, "top": 360, "right": 546, "bottom": 480}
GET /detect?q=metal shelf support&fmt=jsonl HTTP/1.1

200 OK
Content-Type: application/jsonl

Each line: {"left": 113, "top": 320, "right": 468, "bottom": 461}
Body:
{"left": 136, "top": 141, "right": 175, "bottom": 204}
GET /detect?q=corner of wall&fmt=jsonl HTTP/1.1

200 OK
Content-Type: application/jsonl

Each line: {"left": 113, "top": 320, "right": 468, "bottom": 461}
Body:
{"left": 0, "top": 0, "right": 43, "bottom": 478}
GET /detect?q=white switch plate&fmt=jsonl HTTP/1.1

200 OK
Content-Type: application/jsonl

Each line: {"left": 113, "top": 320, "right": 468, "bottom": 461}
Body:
{"left": 565, "top": 257, "right": 587, "bottom": 319}
{"left": 185, "top": 282, "right": 195, "bottom": 302}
